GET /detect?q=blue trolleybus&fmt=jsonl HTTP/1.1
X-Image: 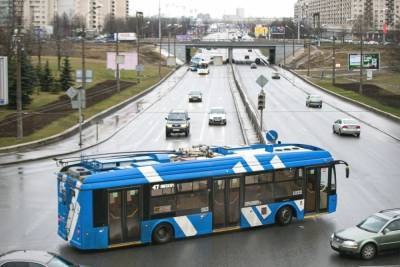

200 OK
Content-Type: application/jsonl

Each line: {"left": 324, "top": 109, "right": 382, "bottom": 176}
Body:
{"left": 56, "top": 143, "right": 349, "bottom": 249}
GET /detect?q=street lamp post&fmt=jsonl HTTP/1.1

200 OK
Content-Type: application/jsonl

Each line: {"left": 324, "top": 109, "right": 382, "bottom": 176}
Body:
{"left": 79, "top": 5, "right": 102, "bottom": 147}
{"left": 359, "top": 19, "right": 363, "bottom": 95}
{"left": 307, "top": 38, "right": 311, "bottom": 76}
{"left": 332, "top": 33, "right": 336, "bottom": 85}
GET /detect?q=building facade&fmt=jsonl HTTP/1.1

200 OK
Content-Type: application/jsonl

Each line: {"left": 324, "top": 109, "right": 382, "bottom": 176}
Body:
{"left": 294, "top": 0, "right": 400, "bottom": 33}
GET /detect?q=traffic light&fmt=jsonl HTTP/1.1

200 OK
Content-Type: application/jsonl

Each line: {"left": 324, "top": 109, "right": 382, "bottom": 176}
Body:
{"left": 258, "top": 91, "right": 265, "bottom": 110}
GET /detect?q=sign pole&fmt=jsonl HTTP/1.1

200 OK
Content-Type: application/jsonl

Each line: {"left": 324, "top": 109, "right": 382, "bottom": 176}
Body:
{"left": 78, "top": 87, "right": 83, "bottom": 148}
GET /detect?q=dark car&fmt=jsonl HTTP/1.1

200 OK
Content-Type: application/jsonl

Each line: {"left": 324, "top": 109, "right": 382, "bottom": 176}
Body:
{"left": 330, "top": 208, "right": 400, "bottom": 260}
{"left": 271, "top": 72, "right": 280, "bottom": 79}
{"left": 165, "top": 110, "right": 190, "bottom": 137}
{"left": 0, "top": 250, "right": 79, "bottom": 267}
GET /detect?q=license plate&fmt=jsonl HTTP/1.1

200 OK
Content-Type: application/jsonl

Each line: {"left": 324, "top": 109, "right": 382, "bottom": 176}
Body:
{"left": 172, "top": 129, "right": 180, "bottom": 132}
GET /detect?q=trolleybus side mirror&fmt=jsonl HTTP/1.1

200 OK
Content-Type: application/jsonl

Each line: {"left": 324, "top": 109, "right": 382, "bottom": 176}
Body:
{"left": 345, "top": 166, "right": 349, "bottom": 178}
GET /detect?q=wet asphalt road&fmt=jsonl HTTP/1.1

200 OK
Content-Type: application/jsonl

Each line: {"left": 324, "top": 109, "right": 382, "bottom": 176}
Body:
{"left": 1, "top": 59, "right": 400, "bottom": 266}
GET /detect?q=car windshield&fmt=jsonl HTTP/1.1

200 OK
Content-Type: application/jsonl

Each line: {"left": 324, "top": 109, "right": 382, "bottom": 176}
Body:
{"left": 210, "top": 108, "right": 225, "bottom": 114}
{"left": 357, "top": 215, "right": 388, "bottom": 233}
{"left": 273, "top": 73, "right": 279, "bottom": 76}
{"left": 189, "top": 91, "right": 201, "bottom": 95}
{"left": 310, "top": 95, "right": 321, "bottom": 100}
{"left": 168, "top": 113, "right": 186, "bottom": 121}
{"left": 343, "top": 119, "right": 357, "bottom": 124}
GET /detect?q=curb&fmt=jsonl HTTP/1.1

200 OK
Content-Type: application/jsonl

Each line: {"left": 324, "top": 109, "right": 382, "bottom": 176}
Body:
{"left": 0, "top": 67, "right": 180, "bottom": 154}
{"left": 286, "top": 68, "right": 400, "bottom": 123}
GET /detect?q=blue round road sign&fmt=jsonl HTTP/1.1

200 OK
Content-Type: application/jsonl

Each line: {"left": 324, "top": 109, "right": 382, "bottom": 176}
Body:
{"left": 266, "top": 130, "right": 278, "bottom": 143}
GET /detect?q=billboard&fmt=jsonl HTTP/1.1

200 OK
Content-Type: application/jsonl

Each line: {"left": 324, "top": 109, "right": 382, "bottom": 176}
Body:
{"left": 269, "top": 26, "right": 285, "bottom": 34}
{"left": 348, "top": 53, "right": 380, "bottom": 70}
{"left": 254, "top": 25, "right": 268, "bottom": 38}
{"left": 114, "top": 32, "right": 137, "bottom": 41}
{"left": 0, "top": 56, "right": 8, "bottom": 106}
{"left": 107, "top": 52, "right": 138, "bottom": 70}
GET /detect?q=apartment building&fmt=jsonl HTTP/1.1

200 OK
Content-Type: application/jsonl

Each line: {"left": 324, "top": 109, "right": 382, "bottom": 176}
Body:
{"left": 294, "top": 0, "right": 400, "bottom": 32}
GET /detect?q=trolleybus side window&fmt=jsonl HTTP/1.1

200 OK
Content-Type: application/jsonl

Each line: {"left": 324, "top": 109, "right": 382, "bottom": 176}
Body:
{"left": 150, "top": 180, "right": 209, "bottom": 218}
{"left": 244, "top": 168, "right": 303, "bottom": 206}
{"left": 244, "top": 172, "right": 274, "bottom": 206}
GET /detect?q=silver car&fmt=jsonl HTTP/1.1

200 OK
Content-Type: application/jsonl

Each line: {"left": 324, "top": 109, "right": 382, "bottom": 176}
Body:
{"left": 330, "top": 208, "right": 400, "bottom": 260}
{"left": 0, "top": 250, "right": 79, "bottom": 266}
{"left": 306, "top": 95, "right": 322, "bottom": 108}
{"left": 209, "top": 107, "right": 227, "bottom": 125}
{"left": 333, "top": 118, "right": 361, "bottom": 137}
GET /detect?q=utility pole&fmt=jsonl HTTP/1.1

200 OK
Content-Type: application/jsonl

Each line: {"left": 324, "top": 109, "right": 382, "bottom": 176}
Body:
{"left": 136, "top": 12, "right": 143, "bottom": 77}
{"left": 115, "top": 16, "right": 120, "bottom": 93}
{"left": 359, "top": 19, "right": 363, "bottom": 95}
{"left": 332, "top": 33, "right": 336, "bottom": 85}
{"left": 307, "top": 39, "right": 311, "bottom": 76}
{"left": 283, "top": 34, "right": 286, "bottom": 66}
{"left": 158, "top": 0, "right": 162, "bottom": 77}
{"left": 80, "top": 24, "right": 86, "bottom": 148}
{"left": 14, "top": 0, "right": 24, "bottom": 139}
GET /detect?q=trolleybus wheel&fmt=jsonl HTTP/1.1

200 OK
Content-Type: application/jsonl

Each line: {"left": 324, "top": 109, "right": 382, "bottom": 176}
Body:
{"left": 276, "top": 206, "right": 293, "bottom": 226}
{"left": 152, "top": 223, "right": 174, "bottom": 244}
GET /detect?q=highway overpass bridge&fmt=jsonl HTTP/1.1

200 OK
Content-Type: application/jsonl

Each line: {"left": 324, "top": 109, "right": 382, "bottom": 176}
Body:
{"left": 143, "top": 39, "right": 305, "bottom": 64}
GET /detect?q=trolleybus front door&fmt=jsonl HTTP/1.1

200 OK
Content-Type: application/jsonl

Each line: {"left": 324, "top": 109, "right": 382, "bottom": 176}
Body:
{"left": 212, "top": 177, "right": 241, "bottom": 229}
{"left": 108, "top": 187, "right": 141, "bottom": 245}
{"left": 305, "top": 167, "right": 330, "bottom": 213}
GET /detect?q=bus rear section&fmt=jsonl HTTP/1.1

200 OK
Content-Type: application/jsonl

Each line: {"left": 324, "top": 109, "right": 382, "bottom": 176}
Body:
{"left": 56, "top": 144, "right": 348, "bottom": 250}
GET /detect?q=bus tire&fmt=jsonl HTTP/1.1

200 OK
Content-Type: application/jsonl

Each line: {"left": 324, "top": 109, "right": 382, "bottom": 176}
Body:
{"left": 152, "top": 223, "right": 174, "bottom": 244}
{"left": 276, "top": 206, "right": 293, "bottom": 226}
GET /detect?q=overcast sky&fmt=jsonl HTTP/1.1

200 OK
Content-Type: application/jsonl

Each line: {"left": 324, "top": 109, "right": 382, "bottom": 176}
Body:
{"left": 130, "top": 0, "right": 297, "bottom": 18}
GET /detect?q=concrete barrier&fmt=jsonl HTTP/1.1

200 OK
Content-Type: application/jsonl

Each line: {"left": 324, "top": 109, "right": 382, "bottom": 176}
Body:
{"left": 230, "top": 64, "right": 266, "bottom": 144}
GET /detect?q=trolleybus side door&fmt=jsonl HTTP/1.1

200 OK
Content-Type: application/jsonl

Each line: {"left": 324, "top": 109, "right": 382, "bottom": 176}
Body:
{"left": 108, "top": 187, "right": 141, "bottom": 245}
{"left": 212, "top": 177, "right": 241, "bottom": 229}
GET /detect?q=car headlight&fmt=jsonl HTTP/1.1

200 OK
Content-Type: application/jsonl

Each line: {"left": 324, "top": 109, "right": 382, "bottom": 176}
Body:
{"left": 166, "top": 123, "right": 173, "bottom": 128}
{"left": 330, "top": 233, "right": 334, "bottom": 240}
{"left": 342, "top": 240, "right": 358, "bottom": 248}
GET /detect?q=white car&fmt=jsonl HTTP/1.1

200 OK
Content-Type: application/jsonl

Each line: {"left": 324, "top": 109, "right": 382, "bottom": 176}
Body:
{"left": 209, "top": 107, "right": 227, "bottom": 125}
{"left": 333, "top": 118, "right": 361, "bottom": 137}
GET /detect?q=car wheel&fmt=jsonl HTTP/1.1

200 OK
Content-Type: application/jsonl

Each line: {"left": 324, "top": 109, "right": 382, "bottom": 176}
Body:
{"left": 319, "top": 105, "right": 322, "bottom": 108}
{"left": 185, "top": 129, "right": 189, "bottom": 137}
{"left": 276, "top": 206, "right": 293, "bottom": 226}
{"left": 356, "top": 133, "right": 360, "bottom": 138}
{"left": 360, "top": 243, "right": 377, "bottom": 260}
{"left": 332, "top": 126, "right": 336, "bottom": 134}
{"left": 152, "top": 223, "right": 174, "bottom": 244}
{"left": 166, "top": 130, "right": 170, "bottom": 138}
{"left": 338, "top": 129, "right": 342, "bottom": 136}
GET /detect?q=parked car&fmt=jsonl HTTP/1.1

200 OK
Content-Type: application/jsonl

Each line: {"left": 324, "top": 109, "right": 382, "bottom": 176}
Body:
{"left": 272, "top": 72, "right": 280, "bottom": 79}
{"left": 250, "top": 63, "right": 257, "bottom": 69}
{"left": 209, "top": 107, "right": 227, "bottom": 125}
{"left": 306, "top": 95, "right": 322, "bottom": 108}
{"left": 0, "top": 250, "right": 79, "bottom": 267}
{"left": 188, "top": 91, "right": 202, "bottom": 102}
{"left": 165, "top": 110, "right": 190, "bottom": 137}
{"left": 330, "top": 208, "right": 400, "bottom": 260}
{"left": 332, "top": 118, "right": 361, "bottom": 137}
